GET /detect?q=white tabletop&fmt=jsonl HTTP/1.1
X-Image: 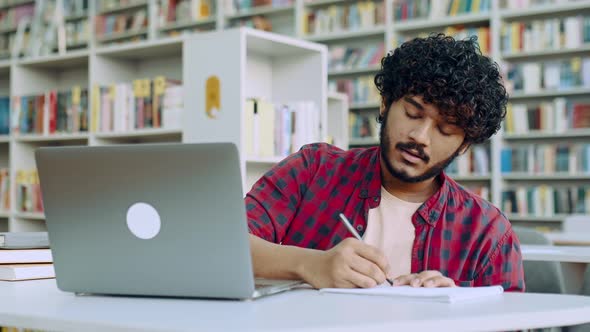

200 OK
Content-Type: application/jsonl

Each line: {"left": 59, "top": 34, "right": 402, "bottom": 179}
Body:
{"left": 1, "top": 280, "right": 590, "bottom": 332}
{"left": 546, "top": 232, "right": 590, "bottom": 246}
{"left": 521, "top": 245, "right": 590, "bottom": 263}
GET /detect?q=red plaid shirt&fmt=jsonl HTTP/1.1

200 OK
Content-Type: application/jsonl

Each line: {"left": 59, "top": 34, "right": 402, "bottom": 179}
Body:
{"left": 245, "top": 143, "right": 525, "bottom": 291}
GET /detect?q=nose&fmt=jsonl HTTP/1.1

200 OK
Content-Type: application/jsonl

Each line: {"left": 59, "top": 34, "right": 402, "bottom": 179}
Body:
{"left": 407, "top": 120, "right": 432, "bottom": 147}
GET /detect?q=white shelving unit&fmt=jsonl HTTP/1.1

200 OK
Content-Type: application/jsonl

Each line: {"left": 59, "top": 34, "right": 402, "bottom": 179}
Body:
{"left": 494, "top": 0, "right": 590, "bottom": 227}
{"left": 1, "top": 0, "right": 589, "bottom": 229}
{"left": 0, "top": 23, "right": 333, "bottom": 232}
{"left": 183, "top": 28, "right": 327, "bottom": 192}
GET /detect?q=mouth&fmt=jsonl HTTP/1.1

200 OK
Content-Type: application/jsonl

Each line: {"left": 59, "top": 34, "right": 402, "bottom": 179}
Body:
{"left": 399, "top": 148, "right": 424, "bottom": 164}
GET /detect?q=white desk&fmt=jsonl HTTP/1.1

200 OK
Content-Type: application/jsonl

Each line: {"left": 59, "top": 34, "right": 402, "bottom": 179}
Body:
{"left": 521, "top": 245, "right": 590, "bottom": 294}
{"left": 546, "top": 232, "right": 590, "bottom": 246}
{"left": 1, "top": 279, "right": 590, "bottom": 332}
{"left": 521, "top": 245, "right": 590, "bottom": 263}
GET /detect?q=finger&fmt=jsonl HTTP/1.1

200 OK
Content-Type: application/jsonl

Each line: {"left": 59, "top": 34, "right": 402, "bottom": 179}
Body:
{"left": 411, "top": 270, "right": 444, "bottom": 287}
{"left": 345, "top": 268, "right": 379, "bottom": 289}
{"left": 392, "top": 274, "right": 417, "bottom": 286}
{"left": 353, "top": 243, "right": 390, "bottom": 276}
{"left": 349, "top": 255, "right": 386, "bottom": 285}
{"left": 333, "top": 279, "right": 358, "bottom": 289}
{"left": 422, "top": 276, "right": 457, "bottom": 288}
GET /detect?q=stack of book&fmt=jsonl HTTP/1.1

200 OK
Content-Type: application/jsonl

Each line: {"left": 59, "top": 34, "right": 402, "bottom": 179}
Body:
{"left": 394, "top": 0, "right": 490, "bottom": 21}
{"left": 328, "top": 43, "right": 384, "bottom": 72}
{"left": 0, "top": 232, "right": 53, "bottom": 282}
{"left": 244, "top": 99, "right": 320, "bottom": 158}
{"left": 91, "top": 76, "right": 183, "bottom": 132}
{"left": 305, "top": 0, "right": 385, "bottom": 36}
{"left": 15, "top": 169, "right": 42, "bottom": 215}
{"left": 329, "top": 75, "right": 381, "bottom": 105}
{"left": 11, "top": 87, "right": 90, "bottom": 135}
{"left": 505, "top": 57, "right": 590, "bottom": 94}
{"left": 505, "top": 99, "right": 590, "bottom": 134}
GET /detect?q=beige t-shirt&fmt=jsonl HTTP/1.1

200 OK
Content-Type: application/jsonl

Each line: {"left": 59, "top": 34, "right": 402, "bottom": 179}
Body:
{"left": 363, "top": 187, "right": 423, "bottom": 279}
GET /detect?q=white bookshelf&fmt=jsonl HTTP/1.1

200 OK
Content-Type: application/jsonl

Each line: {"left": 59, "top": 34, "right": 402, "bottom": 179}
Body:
{"left": 496, "top": 0, "right": 590, "bottom": 226}
{"left": 183, "top": 28, "right": 327, "bottom": 192}
{"left": 1, "top": 0, "right": 589, "bottom": 229}
{"left": 0, "top": 24, "right": 335, "bottom": 232}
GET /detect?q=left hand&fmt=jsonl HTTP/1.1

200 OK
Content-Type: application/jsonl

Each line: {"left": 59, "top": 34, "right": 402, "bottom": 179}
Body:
{"left": 392, "top": 270, "right": 456, "bottom": 288}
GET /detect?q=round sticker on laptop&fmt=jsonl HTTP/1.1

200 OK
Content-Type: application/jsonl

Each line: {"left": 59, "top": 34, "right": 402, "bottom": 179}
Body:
{"left": 126, "top": 202, "right": 161, "bottom": 239}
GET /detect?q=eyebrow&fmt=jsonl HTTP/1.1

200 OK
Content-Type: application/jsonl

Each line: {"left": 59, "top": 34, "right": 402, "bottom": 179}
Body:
{"left": 404, "top": 97, "right": 424, "bottom": 111}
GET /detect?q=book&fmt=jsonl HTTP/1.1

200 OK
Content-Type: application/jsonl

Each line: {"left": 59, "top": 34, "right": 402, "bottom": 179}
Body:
{"left": 319, "top": 284, "right": 504, "bottom": 303}
{"left": 0, "top": 264, "right": 54, "bottom": 281}
{"left": 0, "top": 232, "right": 49, "bottom": 249}
{"left": 0, "top": 249, "right": 52, "bottom": 264}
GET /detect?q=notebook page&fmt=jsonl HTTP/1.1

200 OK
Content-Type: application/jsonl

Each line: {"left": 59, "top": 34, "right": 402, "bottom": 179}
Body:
{"left": 319, "top": 285, "right": 504, "bottom": 303}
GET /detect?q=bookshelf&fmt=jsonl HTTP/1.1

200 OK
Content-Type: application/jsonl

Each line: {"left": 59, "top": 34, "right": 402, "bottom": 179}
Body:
{"left": 183, "top": 28, "right": 327, "bottom": 191}
{"left": 0, "top": 25, "right": 333, "bottom": 233}
{"left": 0, "top": 0, "right": 588, "bottom": 230}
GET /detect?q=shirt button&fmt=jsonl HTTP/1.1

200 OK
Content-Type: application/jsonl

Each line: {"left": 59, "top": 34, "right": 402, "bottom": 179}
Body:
{"left": 373, "top": 197, "right": 379, "bottom": 202}
{"left": 356, "top": 225, "right": 363, "bottom": 232}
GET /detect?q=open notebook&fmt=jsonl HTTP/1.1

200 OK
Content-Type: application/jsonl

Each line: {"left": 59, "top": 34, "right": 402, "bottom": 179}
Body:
{"left": 319, "top": 284, "right": 504, "bottom": 303}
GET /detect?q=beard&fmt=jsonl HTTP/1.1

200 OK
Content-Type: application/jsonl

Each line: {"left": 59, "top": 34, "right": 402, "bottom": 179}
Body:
{"left": 379, "top": 112, "right": 461, "bottom": 184}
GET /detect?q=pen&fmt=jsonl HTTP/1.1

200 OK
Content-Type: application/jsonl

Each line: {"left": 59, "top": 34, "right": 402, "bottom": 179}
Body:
{"left": 338, "top": 213, "right": 394, "bottom": 286}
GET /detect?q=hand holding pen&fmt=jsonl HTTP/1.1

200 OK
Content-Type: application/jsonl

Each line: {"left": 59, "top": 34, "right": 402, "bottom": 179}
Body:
{"left": 339, "top": 213, "right": 394, "bottom": 286}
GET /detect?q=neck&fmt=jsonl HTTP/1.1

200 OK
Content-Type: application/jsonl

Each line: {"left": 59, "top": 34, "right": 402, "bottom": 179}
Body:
{"left": 380, "top": 159, "right": 441, "bottom": 203}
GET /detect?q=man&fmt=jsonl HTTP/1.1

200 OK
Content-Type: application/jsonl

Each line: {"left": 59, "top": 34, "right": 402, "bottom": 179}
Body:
{"left": 245, "top": 34, "right": 524, "bottom": 291}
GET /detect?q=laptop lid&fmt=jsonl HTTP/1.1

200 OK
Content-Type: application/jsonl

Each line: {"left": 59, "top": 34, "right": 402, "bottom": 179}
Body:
{"left": 36, "top": 142, "right": 256, "bottom": 299}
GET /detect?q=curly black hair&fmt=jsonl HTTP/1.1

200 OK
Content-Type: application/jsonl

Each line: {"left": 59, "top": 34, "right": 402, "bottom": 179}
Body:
{"left": 374, "top": 33, "right": 508, "bottom": 144}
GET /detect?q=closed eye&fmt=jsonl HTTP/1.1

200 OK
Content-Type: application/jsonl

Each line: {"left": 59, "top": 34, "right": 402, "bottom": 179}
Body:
{"left": 405, "top": 111, "right": 420, "bottom": 119}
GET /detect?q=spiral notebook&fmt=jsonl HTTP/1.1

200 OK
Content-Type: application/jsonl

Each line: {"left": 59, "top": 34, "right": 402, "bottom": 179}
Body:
{"left": 319, "top": 285, "right": 504, "bottom": 303}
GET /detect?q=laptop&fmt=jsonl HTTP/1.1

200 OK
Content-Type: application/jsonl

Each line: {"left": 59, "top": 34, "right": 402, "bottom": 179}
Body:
{"left": 35, "top": 142, "right": 302, "bottom": 300}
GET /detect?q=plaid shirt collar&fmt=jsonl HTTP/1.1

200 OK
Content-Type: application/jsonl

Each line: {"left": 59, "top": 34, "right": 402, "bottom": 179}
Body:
{"left": 359, "top": 146, "right": 451, "bottom": 227}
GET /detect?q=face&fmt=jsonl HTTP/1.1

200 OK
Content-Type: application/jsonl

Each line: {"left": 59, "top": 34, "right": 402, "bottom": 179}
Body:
{"left": 379, "top": 96, "right": 466, "bottom": 183}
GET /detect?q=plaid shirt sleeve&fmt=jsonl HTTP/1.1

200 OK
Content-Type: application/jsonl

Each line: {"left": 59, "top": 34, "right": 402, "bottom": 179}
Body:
{"left": 244, "top": 146, "right": 315, "bottom": 243}
{"left": 471, "top": 225, "right": 525, "bottom": 292}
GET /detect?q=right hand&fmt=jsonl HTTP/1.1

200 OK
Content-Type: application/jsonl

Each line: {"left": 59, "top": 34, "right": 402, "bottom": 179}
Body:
{"left": 299, "top": 238, "right": 390, "bottom": 289}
